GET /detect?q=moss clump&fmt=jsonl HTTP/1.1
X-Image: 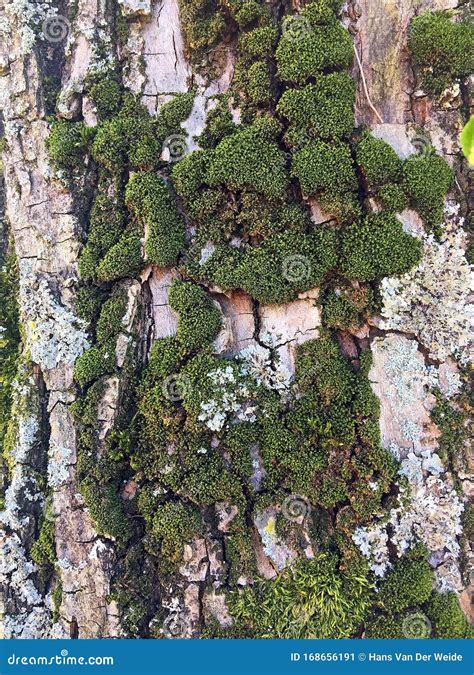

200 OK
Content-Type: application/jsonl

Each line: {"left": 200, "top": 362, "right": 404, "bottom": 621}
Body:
{"left": 341, "top": 213, "right": 422, "bottom": 281}
{"left": 0, "top": 251, "right": 20, "bottom": 462}
{"left": 239, "top": 25, "right": 278, "bottom": 59}
{"left": 150, "top": 502, "right": 200, "bottom": 563}
{"left": 168, "top": 279, "right": 222, "bottom": 351}
{"left": 197, "top": 228, "right": 337, "bottom": 304}
{"left": 96, "top": 230, "right": 143, "bottom": 282}
{"left": 277, "top": 73, "right": 355, "bottom": 143}
{"left": 229, "top": 554, "right": 371, "bottom": 638}
{"left": 74, "top": 286, "right": 103, "bottom": 325}
{"left": 408, "top": 11, "right": 474, "bottom": 94}
{"left": 355, "top": 132, "right": 403, "bottom": 188}
{"left": 91, "top": 94, "right": 162, "bottom": 172}
{"left": 378, "top": 557, "right": 433, "bottom": 613}
{"left": 322, "top": 286, "right": 373, "bottom": 330}
{"left": 87, "top": 76, "right": 122, "bottom": 120}
{"left": 377, "top": 183, "right": 408, "bottom": 213}
{"left": 276, "top": 7, "right": 352, "bottom": 84}
{"left": 234, "top": 0, "right": 271, "bottom": 28}
{"left": 207, "top": 122, "right": 288, "bottom": 199}
{"left": 95, "top": 290, "right": 127, "bottom": 344}
{"left": 79, "top": 177, "right": 127, "bottom": 278}
{"left": 177, "top": 0, "right": 228, "bottom": 59}
{"left": 31, "top": 509, "right": 56, "bottom": 569}
{"left": 156, "top": 92, "right": 195, "bottom": 140}
{"left": 197, "top": 98, "right": 238, "bottom": 149}
{"left": 80, "top": 479, "right": 132, "bottom": 545}
{"left": 235, "top": 60, "right": 274, "bottom": 106}
{"left": 74, "top": 342, "right": 116, "bottom": 387}
{"left": 426, "top": 592, "right": 472, "bottom": 638}
{"left": 47, "top": 120, "right": 93, "bottom": 169}
{"left": 292, "top": 139, "right": 357, "bottom": 197}
{"left": 403, "top": 152, "right": 453, "bottom": 230}
{"left": 125, "top": 173, "right": 185, "bottom": 267}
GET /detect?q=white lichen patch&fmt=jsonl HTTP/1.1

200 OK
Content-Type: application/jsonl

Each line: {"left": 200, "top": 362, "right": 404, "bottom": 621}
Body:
{"left": 1, "top": 0, "right": 59, "bottom": 55}
{"left": 19, "top": 262, "right": 89, "bottom": 370}
{"left": 380, "top": 209, "right": 474, "bottom": 363}
{"left": 47, "top": 443, "right": 73, "bottom": 488}
{"left": 370, "top": 335, "right": 439, "bottom": 451}
{"left": 353, "top": 447, "right": 464, "bottom": 591}
{"left": 198, "top": 365, "right": 258, "bottom": 432}
{"left": 238, "top": 344, "right": 292, "bottom": 392}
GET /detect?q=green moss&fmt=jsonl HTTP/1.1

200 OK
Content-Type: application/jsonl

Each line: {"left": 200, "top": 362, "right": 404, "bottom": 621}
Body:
{"left": 355, "top": 132, "right": 403, "bottom": 187}
{"left": 47, "top": 120, "right": 93, "bottom": 169}
{"left": 207, "top": 122, "right": 288, "bottom": 199}
{"left": 378, "top": 557, "right": 433, "bottom": 613}
{"left": 96, "top": 229, "right": 143, "bottom": 282}
{"left": 31, "top": 507, "right": 56, "bottom": 569}
{"left": 168, "top": 279, "right": 222, "bottom": 351}
{"left": 364, "top": 614, "right": 407, "bottom": 639}
{"left": 87, "top": 76, "right": 122, "bottom": 120}
{"left": 197, "top": 228, "right": 337, "bottom": 304}
{"left": 150, "top": 501, "right": 200, "bottom": 562}
{"left": 239, "top": 25, "right": 278, "bottom": 60}
{"left": 234, "top": 0, "right": 271, "bottom": 28}
{"left": 74, "top": 286, "right": 103, "bottom": 325}
{"left": 145, "top": 337, "right": 183, "bottom": 383}
{"left": 177, "top": 0, "right": 227, "bottom": 59}
{"left": 277, "top": 73, "right": 355, "bottom": 143}
{"left": 377, "top": 183, "right": 408, "bottom": 213}
{"left": 296, "top": 331, "right": 354, "bottom": 407}
{"left": 426, "top": 592, "right": 472, "bottom": 638}
{"left": 292, "top": 139, "right": 357, "bottom": 197}
{"left": 431, "top": 391, "right": 466, "bottom": 466}
{"left": 125, "top": 172, "right": 185, "bottom": 267}
{"left": 322, "top": 286, "right": 373, "bottom": 330}
{"left": 86, "top": 182, "right": 126, "bottom": 256}
{"left": 235, "top": 60, "right": 274, "bottom": 105}
{"left": 74, "top": 341, "right": 116, "bottom": 387}
{"left": 52, "top": 580, "right": 62, "bottom": 623}
{"left": 341, "top": 213, "right": 423, "bottom": 281}
{"left": 403, "top": 152, "right": 453, "bottom": 230}
{"left": 0, "top": 250, "right": 20, "bottom": 462}
{"left": 91, "top": 94, "right": 162, "bottom": 172}
{"left": 80, "top": 479, "right": 132, "bottom": 545}
{"left": 95, "top": 290, "right": 127, "bottom": 344}
{"left": 276, "top": 14, "right": 352, "bottom": 84}
{"left": 156, "top": 92, "right": 195, "bottom": 140}
{"left": 229, "top": 553, "right": 372, "bottom": 638}
{"left": 197, "top": 98, "right": 239, "bottom": 149}
{"left": 409, "top": 11, "right": 474, "bottom": 94}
